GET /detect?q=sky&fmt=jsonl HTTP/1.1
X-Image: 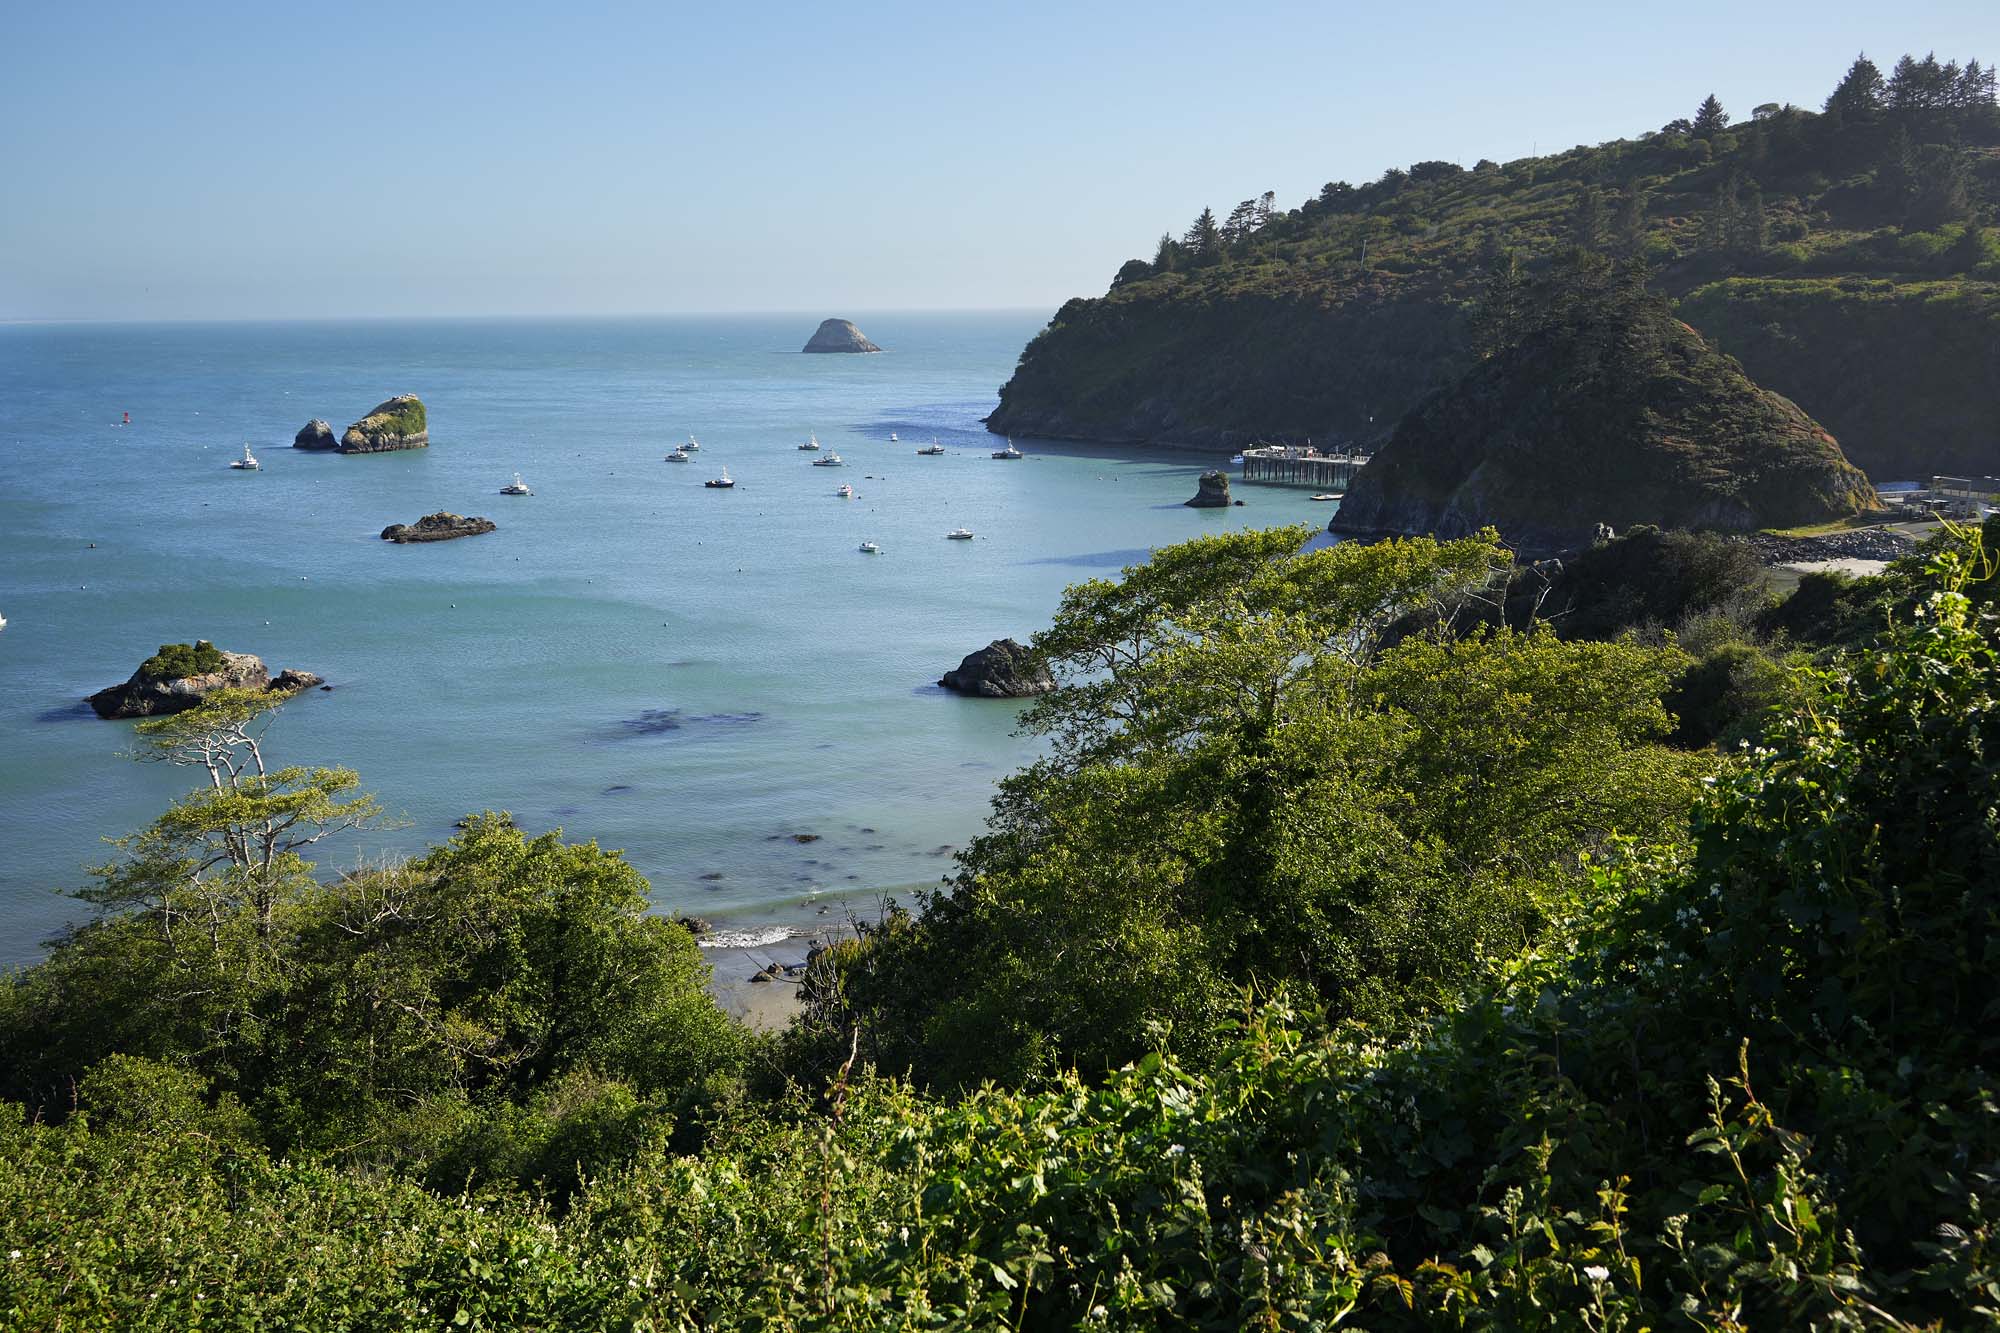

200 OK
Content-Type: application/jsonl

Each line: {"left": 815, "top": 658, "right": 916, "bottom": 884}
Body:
{"left": 1, "top": 0, "right": 1994, "bottom": 321}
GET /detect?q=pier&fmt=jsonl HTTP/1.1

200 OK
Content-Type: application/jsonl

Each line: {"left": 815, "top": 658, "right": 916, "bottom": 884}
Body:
{"left": 1238, "top": 446, "right": 1370, "bottom": 492}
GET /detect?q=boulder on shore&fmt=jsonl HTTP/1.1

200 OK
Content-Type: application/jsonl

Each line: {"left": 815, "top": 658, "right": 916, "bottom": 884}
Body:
{"left": 88, "top": 648, "right": 318, "bottom": 719}
{"left": 802, "top": 319, "right": 882, "bottom": 354}
{"left": 938, "top": 639, "right": 1056, "bottom": 698}
{"left": 1186, "top": 470, "right": 1233, "bottom": 507}
{"left": 340, "top": 395, "right": 429, "bottom": 452}
{"left": 380, "top": 512, "right": 495, "bottom": 543}
{"left": 293, "top": 419, "right": 338, "bottom": 450}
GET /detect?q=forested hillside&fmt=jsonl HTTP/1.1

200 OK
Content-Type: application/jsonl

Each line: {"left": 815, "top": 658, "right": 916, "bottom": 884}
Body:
{"left": 989, "top": 53, "right": 2000, "bottom": 479}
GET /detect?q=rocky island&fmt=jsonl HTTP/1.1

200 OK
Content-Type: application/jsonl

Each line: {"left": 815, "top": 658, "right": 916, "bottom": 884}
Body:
{"left": 380, "top": 512, "right": 495, "bottom": 543}
{"left": 1185, "top": 471, "right": 1234, "bottom": 507}
{"left": 341, "top": 395, "right": 429, "bottom": 452}
{"left": 1330, "top": 270, "right": 1876, "bottom": 551}
{"left": 88, "top": 641, "right": 321, "bottom": 719}
{"left": 802, "top": 319, "right": 881, "bottom": 354}
{"left": 293, "top": 419, "right": 337, "bottom": 451}
{"left": 938, "top": 639, "right": 1056, "bottom": 698}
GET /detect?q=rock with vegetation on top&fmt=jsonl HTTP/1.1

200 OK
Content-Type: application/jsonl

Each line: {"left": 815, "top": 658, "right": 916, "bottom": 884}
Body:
{"left": 938, "top": 639, "right": 1056, "bottom": 698}
{"left": 87, "top": 642, "right": 317, "bottom": 719}
{"left": 1186, "top": 470, "right": 1233, "bottom": 507}
{"left": 340, "top": 395, "right": 429, "bottom": 452}
{"left": 380, "top": 512, "right": 495, "bottom": 544}
{"left": 802, "top": 319, "right": 882, "bottom": 354}
{"left": 1330, "top": 272, "right": 1877, "bottom": 552}
{"left": 293, "top": 419, "right": 338, "bottom": 451}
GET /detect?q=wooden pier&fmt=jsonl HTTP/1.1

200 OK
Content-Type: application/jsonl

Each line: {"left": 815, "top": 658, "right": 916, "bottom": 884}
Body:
{"left": 1238, "top": 446, "right": 1369, "bottom": 492}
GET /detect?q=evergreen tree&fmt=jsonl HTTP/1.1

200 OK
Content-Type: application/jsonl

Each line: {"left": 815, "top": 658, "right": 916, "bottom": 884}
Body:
{"left": 1183, "top": 207, "right": 1223, "bottom": 264}
{"left": 1692, "top": 94, "right": 1729, "bottom": 138}
{"left": 1906, "top": 144, "right": 1971, "bottom": 229}
{"left": 1947, "top": 221, "right": 1990, "bottom": 272}
{"left": 1152, "top": 233, "right": 1180, "bottom": 273}
{"left": 1222, "top": 199, "right": 1259, "bottom": 247}
{"left": 1701, "top": 176, "right": 1739, "bottom": 252}
{"left": 1613, "top": 185, "right": 1647, "bottom": 254}
{"left": 1739, "top": 183, "right": 1769, "bottom": 253}
{"left": 1256, "top": 190, "right": 1276, "bottom": 229}
{"left": 1959, "top": 59, "right": 1998, "bottom": 108}
{"left": 1826, "top": 54, "right": 1886, "bottom": 118}
{"left": 1569, "top": 183, "right": 1605, "bottom": 249}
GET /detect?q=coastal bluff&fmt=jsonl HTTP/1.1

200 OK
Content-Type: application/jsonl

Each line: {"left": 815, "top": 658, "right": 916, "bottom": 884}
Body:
{"left": 341, "top": 395, "right": 429, "bottom": 452}
{"left": 88, "top": 642, "right": 321, "bottom": 719}
{"left": 802, "top": 319, "right": 881, "bottom": 354}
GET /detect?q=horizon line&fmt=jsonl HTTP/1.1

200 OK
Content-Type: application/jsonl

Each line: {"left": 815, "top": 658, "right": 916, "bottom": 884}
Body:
{"left": 0, "top": 306, "right": 1058, "bottom": 329}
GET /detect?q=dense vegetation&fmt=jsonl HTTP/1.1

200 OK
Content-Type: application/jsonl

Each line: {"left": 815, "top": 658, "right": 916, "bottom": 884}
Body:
{"left": 989, "top": 52, "right": 2000, "bottom": 480}
{"left": 1331, "top": 256, "right": 1875, "bottom": 548}
{"left": 6, "top": 520, "right": 1999, "bottom": 1326}
{"left": 134, "top": 638, "right": 226, "bottom": 680}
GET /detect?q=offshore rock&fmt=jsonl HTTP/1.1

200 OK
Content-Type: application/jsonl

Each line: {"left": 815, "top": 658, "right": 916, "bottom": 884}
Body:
{"left": 1186, "top": 470, "right": 1232, "bottom": 507}
{"left": 88, "top": 650, "right": 314, "bottom": 719}
{"left": 340, "top": 395, "right": 429, "bottom": 452}
{"left": 380, "top": 512, "right": 495, "bottom": 543}
{"left": 802, "top": 319, "right": 882, "bottom": 354}
{"left": 293, "top": 419, "right": 338, "bottom": 450}
{"left": 938, "top": 639, "right": 1056, "bottom": 699}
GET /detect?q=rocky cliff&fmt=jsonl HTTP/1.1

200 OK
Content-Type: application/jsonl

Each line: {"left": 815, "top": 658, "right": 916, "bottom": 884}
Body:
{"left": 341, "top": 396, "right": 429, "bottom": 452}
{"left": 1331, "top": 278, "right": 1877, "bottom": 551}
{"left": 802, "top": 319, "right": 882, "bottom": 354}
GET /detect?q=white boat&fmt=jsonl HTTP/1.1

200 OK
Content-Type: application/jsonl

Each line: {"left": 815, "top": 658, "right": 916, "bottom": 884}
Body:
{"left": 1230, "top": 454, "right": 1246, "bottom": 465}
{"left": 1309, "top": 492, "right": 1342, "bottom": 502}
{"left": 836, "top": 483, "right": 854, "bottom": 498}
{"left": 917, "top": 440, "right": 946, "bottom": 456}
{"left": 797, "top": 433, "right": 821, "bottom": 451}
{"left": 888, "top": 433, "right": 898, "bottom": 442}
{"left": 665, "top": 447, "right": 691, "bottom": 462}
{"left": 811, "top": 452, "right": 844, "bottom": 467}
{"left": 859, "top": 541, "right": 880, "bottom": 554}
{"left": 703, "top": 467, "right": 735, "bottom": 489}
{"left": 501, "top": 472, "right": 532, "bottom": 495}
{"left": 947, "top": 528, "right": 974, "bottom": 540}
{"left": 229, "top": 444, "right": 259, "bottom": 470}
{"left": 683, "top": 435, "right": 700, "bottom": 451}
{"left": 991, "top": 440, "right": 1022, "bottom": 460}
{"left": 0, "top": 611, "right": 8, "bottom": 632}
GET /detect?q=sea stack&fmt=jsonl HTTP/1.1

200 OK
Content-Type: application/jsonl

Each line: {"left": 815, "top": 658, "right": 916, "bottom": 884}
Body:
{"left": 802, "top": 319, "right": 881, "bottom": 354}
{"left": 1185, "top": 471, "right": 1233, "bottom": 508}
{"left": 380, "top": 512, "right": 495, "bottom": 543}
{"left": 87, "top": 642, "right": 319, "bottom": 719}
{"left": 938, "top": 639, "right": 1056, "bottom": 698}
{"left": 293, "top": 419, "right": 337, "bottom": 451}
{"left": 340, "top": 395, "right": 429, "bottom": 452}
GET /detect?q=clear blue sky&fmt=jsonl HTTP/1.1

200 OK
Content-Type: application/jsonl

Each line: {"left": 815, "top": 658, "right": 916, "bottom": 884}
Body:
{"left": 2, "top": 0, "right": 1992, "bottom": 320}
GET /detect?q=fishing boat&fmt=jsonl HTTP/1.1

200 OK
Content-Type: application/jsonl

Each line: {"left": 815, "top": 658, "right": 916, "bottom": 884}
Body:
{"left": 229, "top": 444, "right": 259, "bottom": 470}
{"left": 836, "top": 484, "right": 854, "bottom": 498}
{"left": 888, "top": 433, "right": 898, "bottom": 442}
{"left": 703, "top": 467, "right": 735, "bottom": 489}
{"left": 917, "top": 440, "right": 946, "bottom": 456}
{"left": 1309, "top": 492, "right": 1342, "bottom": 502}
{"left": 683, "top": 435, "right": 701, "bottom": 451}
{"left": 811, "top": 451, "right": 844, "bottom": 467}
{"left": 665, "top": 447, "right": 691, "bottom": 462}
{"left": 946, "top": 528, "right": 974, "bottom": 540}
{"left": 859, "top": 541, "right": 880, "bottom": 554}
{"left": 501, "top": 472, "right": 533, "bottom": 495}
{"left": 991, "top": 440, "right": 1022, "bottom": 460}
{"left": 797, "top": 433, "right": 821, "bottom": 451}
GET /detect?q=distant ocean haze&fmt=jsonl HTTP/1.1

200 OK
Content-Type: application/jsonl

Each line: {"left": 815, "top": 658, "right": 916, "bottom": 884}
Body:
{"left": 0, "top": 312, "right": 1325, "bottom": 964}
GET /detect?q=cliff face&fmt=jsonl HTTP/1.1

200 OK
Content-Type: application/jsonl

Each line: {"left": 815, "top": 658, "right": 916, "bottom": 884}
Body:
{"left": 341, "top": 396, "right": 428, "bottom": 452}
{"left": 1331, "top": 286, "right": 1877, "bottom": 551}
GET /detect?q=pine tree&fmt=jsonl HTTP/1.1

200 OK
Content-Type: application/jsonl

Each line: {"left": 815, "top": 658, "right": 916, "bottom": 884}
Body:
{"left": 1701, "top": 177, "right": 1739, "bottom": 252}
{"left": 1183, "top": 208, "right": 1223, "bottom": 264}
{"left": 1153, "top": 234, "right": 1180, "bottom": 273}
{"left": 1692, "top": 94, "right": 1729, "bottom": 138}
{"left": 1569, "top": 184, "right": 1605, "bottom": 249}
{"left": 1739, "top": 184, "right": 1768, "bottom": 253}
{"left": 1256, "top": 191, "right": 1276, "bottom": 229}
{"left": 1825, "top": 54, "right": 1885, "bottom": 118}
{"left": 1613, "top": 186, "right": 1647, "bottom": 254}
{"left": 1222, "top": 199, "right": 1259, "bottom": 247}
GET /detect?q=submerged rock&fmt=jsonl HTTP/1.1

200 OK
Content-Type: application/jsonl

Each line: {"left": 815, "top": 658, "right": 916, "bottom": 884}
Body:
{"left": 293, "top": 419, "right": 338, "bottom": 451}
{"left": 379, "top": 511, "right": 495, "bottom": 543}
{"left": 1186, "top": 470, "right": 1233, "bottom": 507}
{"left": 340, "top": 395, "right": 429, "bottom": 452}
{"left": 939, "top": 639, "right": 1056, "bottom": 698}
{"left": 88, "top": 646, "right": 318, "bottom": 719}
{"left": 802, "top": 318, "right": 882, "bottom": 354}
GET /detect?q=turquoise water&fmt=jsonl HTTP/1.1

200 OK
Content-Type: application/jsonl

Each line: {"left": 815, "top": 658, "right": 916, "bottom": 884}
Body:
{"left": 0, "top": 314, "right": 1332, "bottom": 963}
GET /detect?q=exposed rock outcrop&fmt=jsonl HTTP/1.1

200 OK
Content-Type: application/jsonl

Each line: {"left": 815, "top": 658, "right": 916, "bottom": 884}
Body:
{"left": 1186, "top": 470, "right": 1233, "bottom": 507}
{"left": 802, "top": 319, "right": 881, "bottom": 354}
{"left": 938, "top": 639, "right": 1056, "bottom": 698}
{"left": 88, "top": 649, "right": 316, "bottom": 719}
{"left": 1330, "top": 284, "right": 1876, "bottom": 552}
{"left": 340, "top": 395, "right": 429, "bottom": 452}
{"left": 380, "top": 512, "right": 495, "bottom": 543}
{"left": 293, "top": 419, "right": 338, "bottom": 451}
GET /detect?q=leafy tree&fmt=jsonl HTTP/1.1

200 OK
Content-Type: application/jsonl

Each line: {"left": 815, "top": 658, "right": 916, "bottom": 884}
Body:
{"left": 1691, "top": 93, "right": 1729, "bottom": 137}
{"left": 136, "top": 639, "right": 225, "bottom": 680}
{"left": 1906, "top": 142, "right": 1972, "bottom": 227}
{"left": 1111, "top": 258, "right": 1152, "bottom": 288}
{"left": 1825, "top": 52, "right": 1885, "bottom": 117}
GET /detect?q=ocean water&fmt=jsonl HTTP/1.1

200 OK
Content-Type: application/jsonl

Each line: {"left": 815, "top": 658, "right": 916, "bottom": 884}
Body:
{"left": 0, "top": 313, "right": 1334, "bottom": 964}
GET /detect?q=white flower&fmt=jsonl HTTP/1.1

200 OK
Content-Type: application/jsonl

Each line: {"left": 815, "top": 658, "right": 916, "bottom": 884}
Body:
{"left": 1165, "top": 1143, "right": 1186, "bottom": 1158}
{"left": 6, "top": 1250, "right": 18, "bottom": 1260}
{"left": 1583, "top": 1264, "right": 1610, "bottom": 1283}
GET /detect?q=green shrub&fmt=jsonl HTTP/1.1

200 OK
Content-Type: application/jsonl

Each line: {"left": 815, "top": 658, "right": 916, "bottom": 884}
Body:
{"left": 135, "top": 639, "right": 224, "bottom": 680}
